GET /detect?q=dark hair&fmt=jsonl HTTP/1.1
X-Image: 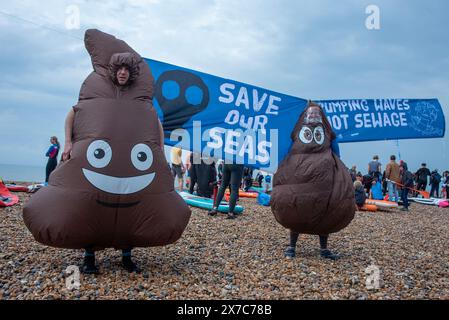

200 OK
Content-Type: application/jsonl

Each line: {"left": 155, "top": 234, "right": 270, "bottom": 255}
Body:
{"left": 390, "top": 155, "right": 396, "bottom": 161}
{"left": 51, "top": 136, "right": 60, "bottom": 149}
{"left": 421, "top": 163, "right": 426, "bottom": 167}
{"left": 109, "top": 53, "right": 140, "bottom": 86}
{"left": 293, "top": 101, "right": 336, "bottom": 140}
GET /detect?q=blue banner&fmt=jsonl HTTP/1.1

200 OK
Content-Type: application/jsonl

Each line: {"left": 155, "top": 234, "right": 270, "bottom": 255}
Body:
{"left": 145, "top": 59, "right": 446, "bottom": 172}
{"left": 316, "top": 99, "right": 446, "bottom": 142}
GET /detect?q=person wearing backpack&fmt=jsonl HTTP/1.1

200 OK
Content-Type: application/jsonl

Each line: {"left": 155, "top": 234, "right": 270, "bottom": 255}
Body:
{"left": 400, "top": 162, "right": 414, "bottom": 211}
{"left": 429, "top": 169, "right": 442, "bottom": 198}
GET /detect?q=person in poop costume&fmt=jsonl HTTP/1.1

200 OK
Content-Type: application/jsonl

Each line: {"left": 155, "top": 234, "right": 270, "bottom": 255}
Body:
{"left": 270, "top": 101, "right": 355, "bottom": 260}
{"left": 23, "top": 29, "right": 191, "bottom": 274}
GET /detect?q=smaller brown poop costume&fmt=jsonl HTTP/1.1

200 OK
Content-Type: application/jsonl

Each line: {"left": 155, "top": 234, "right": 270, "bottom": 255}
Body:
{"left": 23, "top": 29, "right": 191, "bottom": 250}
{"left": 270, "top": 102, "right": 355, "bottom": 235}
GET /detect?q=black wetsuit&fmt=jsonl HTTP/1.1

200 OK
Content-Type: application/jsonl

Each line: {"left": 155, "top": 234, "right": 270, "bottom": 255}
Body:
{"left": 45, "top": 144, "right": 59, "bottom": 182}
{"left": 214, "top": 164, "right": 244, "bottom": 213}
{"left": 429, "top": 172, "right": 441, "bottom": 198}
{"left": 415, "top": 167, "right": 431, "bottom": 191}
{"left": 189, "top": 157, "right": 216, "bottom": 198}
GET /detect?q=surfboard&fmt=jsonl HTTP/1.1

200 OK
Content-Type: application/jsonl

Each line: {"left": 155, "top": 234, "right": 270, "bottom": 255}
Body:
{"left": 178, "top": 191, "right": 244, "bottom": 213}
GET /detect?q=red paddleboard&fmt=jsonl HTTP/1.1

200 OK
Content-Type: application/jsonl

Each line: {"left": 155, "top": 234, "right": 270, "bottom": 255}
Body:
{"left": 6, "top": 184, "right": 29, "bottom": 192}
{"left": 0, "top": 181, "right": 19, "bottom": 207}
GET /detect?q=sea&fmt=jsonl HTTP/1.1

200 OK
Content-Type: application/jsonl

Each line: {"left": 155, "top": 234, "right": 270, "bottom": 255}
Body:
{"left": 0, "top": 163, "right": 46, "bottom": 183}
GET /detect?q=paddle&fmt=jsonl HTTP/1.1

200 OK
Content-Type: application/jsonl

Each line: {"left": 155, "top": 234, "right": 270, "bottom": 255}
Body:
{"left": 386, "top": 179, "right": 430, "bottom": 199}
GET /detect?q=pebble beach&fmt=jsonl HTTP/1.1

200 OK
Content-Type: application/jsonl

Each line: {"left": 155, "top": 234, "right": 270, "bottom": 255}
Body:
{"left": 1, "top": 190, "right": 448, "bottom": 300}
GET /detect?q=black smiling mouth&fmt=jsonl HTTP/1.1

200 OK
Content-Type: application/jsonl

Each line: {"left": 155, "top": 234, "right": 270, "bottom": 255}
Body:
{"left": 96, "top": 199, "right": 140, "bottom": 208}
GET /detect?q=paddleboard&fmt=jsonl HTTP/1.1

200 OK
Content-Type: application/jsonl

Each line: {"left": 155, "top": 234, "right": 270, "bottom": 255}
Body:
{"left": 225, "top": 190, "right": 258, "bottom": 199}
{"left": 178, "top": 191, "right": 244, "bottom": 213}
{"left": 5, "top": 184, "right": 29, "bottom": 192}
{"left": 408, "top": 197, "right": 443, "bottom": 206}
{"left": 0, "top": 181, "right": 19, "bottom": 207}
{"left": 27, "top": 183, "right": 46, "bottom": 193}
{"left": 249, "top": 186, "right": 272, "bottom": 193}
{"left": 365, "top": 199, "right": 398, "bottom": 209}
{"left": 359, "top": 204, "right": 378, "bottom": 212}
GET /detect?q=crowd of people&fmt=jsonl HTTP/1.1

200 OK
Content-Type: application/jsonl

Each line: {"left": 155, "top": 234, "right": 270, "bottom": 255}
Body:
{"left": 351, "top": 155, "right": 449, "bottom": 212}
{"left": 167, "top": 148, "right": 273, "bottom": 219}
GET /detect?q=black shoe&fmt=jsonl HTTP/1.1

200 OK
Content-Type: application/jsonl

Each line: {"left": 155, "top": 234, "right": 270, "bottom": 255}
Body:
{"left": 284, "top": 246, "right": 296, "bottom": 258}
{"left": 208, "top": 209, "right": 218, "bottom": 216}
{"left": 400, "top": 207, "right": 409, "bottom": 211}
{"left": 122, "top": 256, "right": 141, "bottom": 273}
{"left": 320, "top": 249, "right": 339, "bottom": 260}
{"left": 82, "top": 256, "right": 100, "bottom": 274}
{"left": 226, "top": 212, "right": 236, "bottom": 219}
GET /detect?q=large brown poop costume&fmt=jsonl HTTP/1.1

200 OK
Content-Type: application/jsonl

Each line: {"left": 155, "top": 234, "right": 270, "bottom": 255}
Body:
{"left": 23, "top": 29, "right": 191, "bottom": 249}
{"left": 270, "top": 103, "right": 355, "bottom": 235}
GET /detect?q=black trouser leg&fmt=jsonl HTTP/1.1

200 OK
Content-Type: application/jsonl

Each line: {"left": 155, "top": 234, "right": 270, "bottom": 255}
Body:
{"left": 429, "top": 183, "right": 439, "bottom": 198}
{"left": 319, "top": 235, "right": 328, "bottom": 250}
{"left": 417, "top": 181, "right": 426, "bottom": 191}
{"left": 319, "top": 235, "right": 338, "bottom": 260}
{"left": 121, "top": 248, "right": 140, "bottom": 273}
{"left": 188, "top": 167, "right": 196, "bottom": 194}
{"left": 284, "top": 231, "right": 299, "bottom": 257}
{"left": 45, "top": 159, "right": 57, "bottom": 183}
{"left": 122, "top": 248, "right": 132, "bottom": 257}
{"left": 84, "top": 248, "right": 95, "bottom": 257}
{"left": 228, "top": 165, "right": 244, "bottom": 213}
{"left": 290, "top": 231, "right": 299, "bottom": 248}
{"left": 402, "top": 188, "right": 409, "bottom": 209}
{"left": 214, "top": 166, "right": 231, "bottom": 209}
{"left": 82, "top": 247, "right": 99, "bottom": 274}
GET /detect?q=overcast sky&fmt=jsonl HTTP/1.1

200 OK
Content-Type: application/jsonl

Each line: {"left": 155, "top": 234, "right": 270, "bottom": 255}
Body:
{"left": 0, "top": 0, "right": 448, "bottom": 174}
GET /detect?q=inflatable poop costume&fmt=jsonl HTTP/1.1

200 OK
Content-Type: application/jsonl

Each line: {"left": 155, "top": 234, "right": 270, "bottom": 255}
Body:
{"left": 23, "top": 29, "right": 191, "bottom": 250}
{"left": 270, "top": 102, "right": 355, "bottom": 235}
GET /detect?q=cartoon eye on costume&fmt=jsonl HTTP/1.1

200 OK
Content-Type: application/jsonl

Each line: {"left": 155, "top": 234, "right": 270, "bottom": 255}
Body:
{"left": 131, "top": 143, "right": 153, "bottom": 171}
{"left": 299, "top": 127, "right": 313, "bottom": 144}
{"left": 313, "top": 127, "right": 325, "bottom": 145}
{"left": 87, "top": 140, "right": 112, "bottom": 168}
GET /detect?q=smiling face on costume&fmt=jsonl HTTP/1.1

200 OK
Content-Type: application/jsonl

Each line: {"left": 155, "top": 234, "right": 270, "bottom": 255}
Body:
{"left": 64, "top": 99, "right": 171, "bottom": 208}
{"left": 82, "top": 139, "right": 156, "bottom": 196}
